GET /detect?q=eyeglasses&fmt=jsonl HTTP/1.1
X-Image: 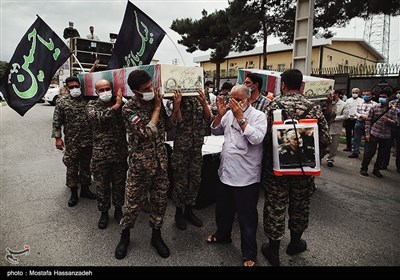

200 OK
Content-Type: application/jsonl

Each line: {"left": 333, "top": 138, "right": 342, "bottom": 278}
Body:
{"left": 68, "top": 85, "right": 80, "bottom": 90}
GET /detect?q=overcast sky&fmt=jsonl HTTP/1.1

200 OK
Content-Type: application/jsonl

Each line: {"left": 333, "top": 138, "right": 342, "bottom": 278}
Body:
{"left": 1, "top": 0, "right": 399, "bottom": 65}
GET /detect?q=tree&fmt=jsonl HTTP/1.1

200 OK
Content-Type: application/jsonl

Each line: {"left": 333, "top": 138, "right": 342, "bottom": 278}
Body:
{"left": 274, "top": 0, "right": 400, "bottom": 45}
{"left": 228, "top": 0, "right": 400, "bottom": 68}
{"left": 171, "top": 9, "right": 257, "bottom": 89}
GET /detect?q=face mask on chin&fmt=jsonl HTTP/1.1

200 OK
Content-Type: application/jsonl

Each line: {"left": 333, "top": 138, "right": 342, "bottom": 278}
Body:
{"left": 141, "top": 91, "right": 154, "bottom": 101}
{"left": 99, "top": 90, "right": 112, "bottom": 102}
{"left": 69, "top": 88, "right": 81, "bottom": 98}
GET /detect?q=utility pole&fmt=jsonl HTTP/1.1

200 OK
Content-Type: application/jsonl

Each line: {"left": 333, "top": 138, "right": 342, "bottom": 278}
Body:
{"left": 292, "top": 0, "right": 314, "bottom": 75}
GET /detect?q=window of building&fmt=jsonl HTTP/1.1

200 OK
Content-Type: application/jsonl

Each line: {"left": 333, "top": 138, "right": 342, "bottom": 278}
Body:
{"left": 266, "top": 65, "right": 272, "bottom": 70}
{"left": 278, "top": 64, "right": 285, "bottom": 72}
{"left": 230, "top": 63, "right": 235, "bottom": 67}
{"left": 329, "top": 55, "right": 333, "bottom": 61}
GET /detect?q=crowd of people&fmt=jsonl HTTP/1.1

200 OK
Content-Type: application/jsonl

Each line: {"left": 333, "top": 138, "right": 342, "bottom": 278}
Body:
{"left": 51, "top": 69, "right": 399, "bottom": 266}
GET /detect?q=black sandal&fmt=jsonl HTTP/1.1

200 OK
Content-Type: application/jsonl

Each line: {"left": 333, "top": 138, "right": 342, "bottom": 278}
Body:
{"left": 206, "top": 234, "right": 232, "bottom": 244}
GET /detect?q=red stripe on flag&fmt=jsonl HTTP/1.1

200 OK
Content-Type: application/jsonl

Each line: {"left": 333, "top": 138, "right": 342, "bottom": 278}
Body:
{"left": 266, "top": 75, "right": 277, "bottom": 93}
{"left": 84, "top": 74, "right": 95, "bottom": 96}
{"left": 113, "top": 68, "right": 126, "bottom": 96}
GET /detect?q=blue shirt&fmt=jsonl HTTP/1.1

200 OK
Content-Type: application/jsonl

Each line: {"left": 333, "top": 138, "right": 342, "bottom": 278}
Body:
{"left": 211, "top": 105, "right": 267, "bottom": 187}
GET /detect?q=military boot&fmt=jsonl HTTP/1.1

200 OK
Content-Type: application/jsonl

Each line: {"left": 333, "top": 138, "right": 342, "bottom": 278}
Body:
{"left": 261, "top": 239, "right": 280, "bottom": 267}
{"left": 286, "top": 231, "right": 307, "bottom": 256}
{"left": 80, "top": 184, "right": 96, "bottom": 199}
{"left": 68, "top": 188, "right": 78, "bottom": 207}
{"left": 115, "top": 229, "right": 130, "bottom": 260}
{"left": 151, "top": 228, "right": 170, "bottom": 258}
{"left": 114, "top": 207, "right": 123, "bottom": 223}
{"left": 175, "top": 207, "right": 187, "bottom": 230}
{"left": 98, "top": 211, "right": 109, "bottom": 229}
{"left": 184, "top": 205, "right": 203, "bottom": 227}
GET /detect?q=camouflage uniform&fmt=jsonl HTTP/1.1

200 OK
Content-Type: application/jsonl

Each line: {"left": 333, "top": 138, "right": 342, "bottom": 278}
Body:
{"left": 52, "top": 95, "right": 93, "bottom": 189}
{"left": 172, "top": 97, "right": 210, "bottom": 208}
{"left": 86, "top": 99, "right": 128, "bottom": 212}
{"left": 262, "top": 93, "right": 330, "bottom": 240}
{"left": 121, "top": 96, "right": 169, "bottom": 230}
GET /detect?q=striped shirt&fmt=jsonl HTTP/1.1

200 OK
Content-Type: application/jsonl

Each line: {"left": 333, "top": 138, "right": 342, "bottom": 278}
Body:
{"left": 355, "top": 100, "right": 377, "bottom": 121}
{"left": 251, "top": 94, "right": 270, "bottom": 112}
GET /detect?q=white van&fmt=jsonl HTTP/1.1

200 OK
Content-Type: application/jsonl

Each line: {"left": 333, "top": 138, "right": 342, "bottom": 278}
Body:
{"left": 43, "top": 84, "right": 60, "bottom": 105}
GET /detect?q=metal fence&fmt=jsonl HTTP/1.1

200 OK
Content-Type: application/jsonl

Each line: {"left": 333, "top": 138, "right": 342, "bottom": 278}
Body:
{"left": 311, "top": 63, "right": 400, "bottom": 77}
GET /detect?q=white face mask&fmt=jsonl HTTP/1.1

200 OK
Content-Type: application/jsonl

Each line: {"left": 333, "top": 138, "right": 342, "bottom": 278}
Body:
{"left": 208, "top": 88, "right": 214, "bottom": 94}
{"left": 397, "top": 93, "right": 400, "bottom": 99}
{"left": 69, "top": 88, "right": 81, "bottom": 98}
{"left": 142, "top": 91, "right": 154, "bottom": 101}
{"left": 99, "top": 90, "right": 112, "bottom": 102}
{"left": 352, "top": 93, "right": 358, "bottom": 99}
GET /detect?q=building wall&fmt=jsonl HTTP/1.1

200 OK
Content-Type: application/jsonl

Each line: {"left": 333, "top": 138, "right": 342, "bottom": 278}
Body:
{"left": 200, "top": 41, "right": 379, "bottom": 78}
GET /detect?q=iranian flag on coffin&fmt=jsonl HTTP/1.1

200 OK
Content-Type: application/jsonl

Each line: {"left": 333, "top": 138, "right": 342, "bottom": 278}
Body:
{"left": 237, "top": 69, "right": 334, "bottom": 101}
{"left": 78, "top": 64, "right": 159, "bottom": 97}
{"left": 78, "top": 64, "right": 204, "bottom": 97}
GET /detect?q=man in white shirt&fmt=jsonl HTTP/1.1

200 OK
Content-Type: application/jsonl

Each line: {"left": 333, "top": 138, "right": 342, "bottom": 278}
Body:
{"left": 343, "top": 88, "right": 363, "bottom": 151}
{"left": 86, "top": 26, "right": 99, "bottom": 40}
{"left": 206, "top": 84, "right": 267, "bottom": 267}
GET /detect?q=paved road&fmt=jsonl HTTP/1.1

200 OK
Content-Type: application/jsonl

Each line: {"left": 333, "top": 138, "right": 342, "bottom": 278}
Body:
{"left": 1, "top": 103, "right": 399, "bottom": 269}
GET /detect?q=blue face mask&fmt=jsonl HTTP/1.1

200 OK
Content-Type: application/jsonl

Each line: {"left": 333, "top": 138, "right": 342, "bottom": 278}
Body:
{"left": 363, "top": 95, "right": 370, "bottom": 101}
{"left": 378, "top": 97, "right": 387, "bottom": 104}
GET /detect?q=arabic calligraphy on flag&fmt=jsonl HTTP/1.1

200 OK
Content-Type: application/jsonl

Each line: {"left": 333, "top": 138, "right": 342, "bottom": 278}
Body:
{"left": 0, "top": 16, "right": 71, "bottom": 116}
{"left": 107, "top": 1, "right": 166, "bottom": 70}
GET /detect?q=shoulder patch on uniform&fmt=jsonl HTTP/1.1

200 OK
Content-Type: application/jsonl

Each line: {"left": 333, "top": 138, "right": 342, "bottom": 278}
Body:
{"left": 129, "top": 114, "right": 141, "bottom": 124}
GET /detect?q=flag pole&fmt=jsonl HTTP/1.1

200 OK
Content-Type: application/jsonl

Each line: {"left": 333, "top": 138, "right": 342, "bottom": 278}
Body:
{"left": 165, "top": 32, "right": 186, "bottom": 66}
{"left": 72, "top": 53, "right": 87, "bottom": 73}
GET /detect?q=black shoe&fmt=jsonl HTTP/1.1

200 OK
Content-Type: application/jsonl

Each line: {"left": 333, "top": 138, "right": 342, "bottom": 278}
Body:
{"left": 184, "top": 207, "right": 203, "bottom": 227}
{"left": 68, "top": 188, "right": 78, "bottom": 207}
{"left": 372, "top": 169, "right": 383, "bottom": 178}
{"left": 360, "top": 170, "right": 368, "bottom": 176}
{"left": 261, "top": 243, "right": 280, "bottom": 266}
{"left": 286, "top": 239, "right": 307, "bottom": 256}
{"left": 98, "top": 211, "right": 109, "bottom": 229}
{"left": 343, "top": 147, "right": 352, "bottom": 152}
{"left": 151, "top": 229, "right": 170, "bottom": 258}
{"left": 115, "top": 229, "right": 130, "bottom": 260}
{"left": 80, "top": 185, "right": 96, "bottom": 199}
{"left": 175, "top": 207, "right": 187, "bottom": 230}
{"left": 114, "top": 207, "right": 123, "bottom": 223}
{"left": 327, "top": 161, "right": 334, "bottom": 167}
{"left": 348, "top": 153, "right": 358, "bottom": 158}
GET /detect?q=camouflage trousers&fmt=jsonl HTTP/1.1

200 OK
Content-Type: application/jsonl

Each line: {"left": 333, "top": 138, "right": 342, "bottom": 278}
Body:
{"left": 262, "top": 175, "right": 316, "bottom": 240}
{"left": 91, "top": 160, "right": 128, "bottom": 212}
{"left": 62, "top": 146, "right": 92, "bottom": 189}
{"left": 120, "top": 159, "right": 169, "bottom": 230}
{"left": 171, "top": 148, "right": 203, "bottom": 208}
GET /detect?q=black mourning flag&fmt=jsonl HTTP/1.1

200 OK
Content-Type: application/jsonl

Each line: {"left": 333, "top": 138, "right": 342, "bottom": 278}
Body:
{"left": 107, "top": 1, "right": 166, "bottom": 70}
{"left": 0, "top": 16, "right": 71, "bottom": 116}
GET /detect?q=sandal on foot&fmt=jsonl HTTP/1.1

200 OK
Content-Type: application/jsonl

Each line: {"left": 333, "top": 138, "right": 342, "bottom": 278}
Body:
{"left": 206, "top": 234, "right": 232, "bottom": 244}
{"left": 243, "top": 259, "right": 256, "bottom": 267}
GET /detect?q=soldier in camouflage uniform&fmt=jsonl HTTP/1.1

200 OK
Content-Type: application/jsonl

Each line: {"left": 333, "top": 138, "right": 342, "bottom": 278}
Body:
{"left": 52, "top": 76, "right": 96, "bottom": 207}
{"left": 260, "top": 69, "right": 330, "bottom": 266}
{"left": 86, "top": 79, "right": 128, "bottom": 230}
{"left": 172, "top": 89, "right": 212, "bottom": 230}
{"left": 115, "top": 70, "right": 180, "bottom": 260}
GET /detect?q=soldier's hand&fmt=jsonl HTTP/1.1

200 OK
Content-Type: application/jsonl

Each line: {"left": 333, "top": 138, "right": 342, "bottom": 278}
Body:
{"left": 154, "top": 87, "right": 161, "bottom": 109}
{"left": 173, "top": 89, "right": 182, "bottom": 106}
{"left": 55, "top": 138, "right": 64, "bottom": 150}
{"left": 196, "top": 89, "right": 207, "bottom": 105}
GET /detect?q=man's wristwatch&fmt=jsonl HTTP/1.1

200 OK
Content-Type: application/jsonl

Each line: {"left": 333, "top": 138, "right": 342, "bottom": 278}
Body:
{"left": 238, "top": 118, "right": 246, "bottom": 126}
